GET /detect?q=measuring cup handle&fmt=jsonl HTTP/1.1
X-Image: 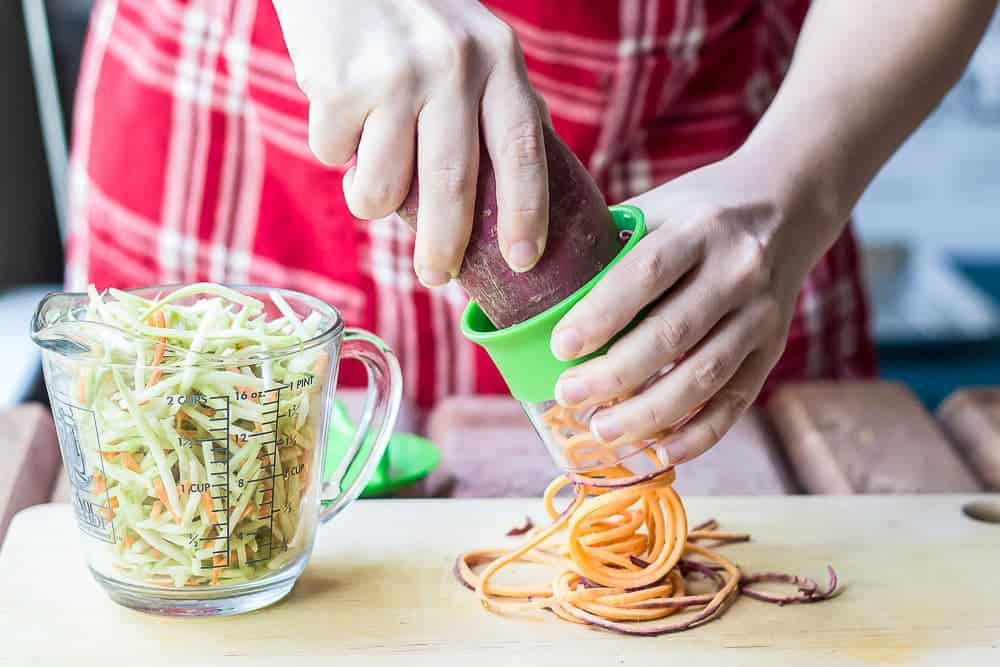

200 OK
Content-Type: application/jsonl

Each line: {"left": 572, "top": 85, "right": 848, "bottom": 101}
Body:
{"left": 319, "top": 329, "right": 402, "bottom": 524}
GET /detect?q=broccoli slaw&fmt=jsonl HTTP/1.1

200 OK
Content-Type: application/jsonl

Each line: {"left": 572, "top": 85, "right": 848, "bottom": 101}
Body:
{"left": 65, "top": 283, "right": 331, "bottom": 588}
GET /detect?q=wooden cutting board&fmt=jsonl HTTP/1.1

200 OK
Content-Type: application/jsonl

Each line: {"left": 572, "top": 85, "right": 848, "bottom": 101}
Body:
{"left": 2, "top": 496, "right": 999, "bottom": 666}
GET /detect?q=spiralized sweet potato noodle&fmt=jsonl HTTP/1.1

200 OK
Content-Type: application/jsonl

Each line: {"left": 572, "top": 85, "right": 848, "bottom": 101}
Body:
{"left": 454, "top": 405, "right": 838, "bottom": 636}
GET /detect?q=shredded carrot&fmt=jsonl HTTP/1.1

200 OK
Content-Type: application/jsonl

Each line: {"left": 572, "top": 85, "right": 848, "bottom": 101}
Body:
{"left": 200, "top": 491, "right": 218, "bottom": 523}
{"left": 150, "top": 501, "right": 163, "bottom": 520}
{"left": 153, "top": 479, "right": 180, "bottom": 522}
{"left": 239, "top": 501, "right": 257, "bottom": 522}
{"left": 175, "top": 410, "right": 198, "bottom": 438}
{"left": 455, "top": 404, "right": 839, "bottom": 636}
{"left": 149, "top": 549, "right": 162, "bottom": 559}
{"left": 144, "top": 311, "right": 168, "bottom": 390}
{"left": 120, "top": 451, "right": 140, "bottom": 472}
{"left": 91, "top": 477, "right": 107, "bottom": 495}
{"left": 101, "top": 451, "right": 119, "bottom": 461}
{"left": 123, "top": 535, "right": 136, "bottom": 549}
{"left": 99, "top": 496, "right": 118, "bottom": 519}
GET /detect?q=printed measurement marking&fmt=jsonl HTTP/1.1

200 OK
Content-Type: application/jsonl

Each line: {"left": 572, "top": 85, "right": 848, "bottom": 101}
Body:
{"left": 52, "top": 397, "right": 118, "bottom": 544}
{"left": 165, "top": 393, "right": 208, "bottom": 406}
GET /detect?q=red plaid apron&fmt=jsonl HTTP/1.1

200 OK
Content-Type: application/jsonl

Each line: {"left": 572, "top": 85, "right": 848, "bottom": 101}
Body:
{"left": 68, "top": 0, "right": 876, "bottom": 412}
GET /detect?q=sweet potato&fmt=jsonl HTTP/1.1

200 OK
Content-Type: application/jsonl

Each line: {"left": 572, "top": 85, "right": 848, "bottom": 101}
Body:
{"left": 398, "top": 125, "right": 620, "bottom": 328}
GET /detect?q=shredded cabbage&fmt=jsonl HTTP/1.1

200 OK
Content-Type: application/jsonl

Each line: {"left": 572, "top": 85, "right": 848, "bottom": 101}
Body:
{"left": 67, "top": 283, "right": 329, "bottom": 588}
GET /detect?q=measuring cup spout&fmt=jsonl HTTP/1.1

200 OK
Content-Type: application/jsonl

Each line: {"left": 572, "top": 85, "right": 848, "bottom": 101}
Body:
{"left": 30, "top": 291, "right": 145, "bottom": 361}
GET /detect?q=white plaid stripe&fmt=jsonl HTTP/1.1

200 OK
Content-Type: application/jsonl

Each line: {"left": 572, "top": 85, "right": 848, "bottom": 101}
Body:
{"left": 79, "top": 171, "right": 366, "bottom": 316}
{"left": 658, "top": 0, "right": 704, "bottom": 114}
{"left": 229, "top": 95, "right": 265, "bottom": 283}
{"left": 182, "top": 2, "right": 227, "bottom": 282}
{"left": 157, "top": 3, "right": 207, "bottom": 281}
{"left": 212, "top": 0, "right": 256, "bottom": 282}
{"left": 492, "top": 9, "right": 621, "bottom": 58}
{"left": 90, "top": 235, "right": 158, "bottom": 283}
{"left": 74, "top": 0, "right": 872, "bottom": 409}
{"left": 616, "top": 0, "right": 660, "bottom": 198}
{"left": 119, "top": 2, "right": 297, "bottom": 96}
{"left": 110, "top": 9, "right": 313, "bottom": 163}
{"left": 590, "top": 0, "right": 644, "bottom": 186}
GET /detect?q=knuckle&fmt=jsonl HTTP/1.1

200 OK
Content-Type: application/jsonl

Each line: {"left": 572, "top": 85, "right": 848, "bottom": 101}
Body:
{"left": 385, "top": 63, "right": 419, "bottom": 97}
{"left": 734, "top": 233, "right": 770, "bottom": 289}
{"left": 491, "top": 21, "right": 519, "bottom": 55}
{"left": 639, "top": 403, "right": 667, "bottom": 432}
{"left": 295, "top": 71, "right": 314, "bottom": 98}
{"left": 653, "top": 314, "right": 690, "bottom": 355}
{"left": 347, "top": 178, "right": 398, "bottom": 219}
{"left": 503, "top": 120, "right": 545, "bottom": 170}
{"left": 726, "top": 391, "right": 751, "bottom": 416}
{"left": 427, "top": 164, "right": 474, "bottom": 199}
{"left": 633, "top": 251, "right": 665, "bottom": 293}
{"left": 703, "top": 419, "right": 726, "bottom": 450}
{"left": 439, "top": 29, "right": 478, "bottom": 78}
{"left": 310, "top": 68, "right": 352, "bottom": 105}
{"left": 693, "top": 354, "right": 730, "bottom": 390}
{"left": 601, "top": 361, "right": 632, "bottom": 396}
{"left": 579, "top": 306, "right": 616, "bottom": 342}
{"left": 757, "top": 293, "right": 782, "bottom": 328}
{"left": 429, "top": 236, "right": 469, "bottom": 268}
{"left": 308, "top": 132, "right": 346, "bottom": 166}
{"left": 697, "top": 204, "right": 730, "bottom": 234}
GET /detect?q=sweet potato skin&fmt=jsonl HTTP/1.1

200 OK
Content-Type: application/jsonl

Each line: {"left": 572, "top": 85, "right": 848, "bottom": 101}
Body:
{"left": 398, "top": 125, "right": 620, "bottom": 329}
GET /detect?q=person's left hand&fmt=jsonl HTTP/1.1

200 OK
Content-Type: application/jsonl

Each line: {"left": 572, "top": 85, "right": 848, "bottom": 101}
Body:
{"left": 550, "top": 150, "right": 844, "bottom": 464}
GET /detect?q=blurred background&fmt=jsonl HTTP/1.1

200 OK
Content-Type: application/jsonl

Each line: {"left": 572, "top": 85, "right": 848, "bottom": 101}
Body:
{"left": 3, "top": 1, "right": 1000, "bottom": 410}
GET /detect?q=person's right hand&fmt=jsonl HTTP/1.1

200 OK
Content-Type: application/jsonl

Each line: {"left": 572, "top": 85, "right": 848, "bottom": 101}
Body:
{"left": 273, "top": 0, "right": 550, "bottom": 287}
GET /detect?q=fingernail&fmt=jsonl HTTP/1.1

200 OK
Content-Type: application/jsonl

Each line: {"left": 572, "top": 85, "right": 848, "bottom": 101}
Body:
{"left": 551, "top": 328, "right": 582, "bottom": 361}
{"left": 417, "top": 268, "right": 451, "bottom": 288}
{"left": 555, "top": 376, "right": 589, "bottom": 406}
{"left": 591, "top": 412, "right": 624, "bottom": 443}
{"left": 508, "top": 240, "right": 543, "bottom": 273}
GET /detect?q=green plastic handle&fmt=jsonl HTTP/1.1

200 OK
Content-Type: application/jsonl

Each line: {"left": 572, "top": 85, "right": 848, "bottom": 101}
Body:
{"left": 460, "top": 205, "right": 647, "bottom": 402}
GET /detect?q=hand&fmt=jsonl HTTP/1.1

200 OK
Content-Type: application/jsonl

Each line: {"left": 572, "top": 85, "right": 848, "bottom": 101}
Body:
{"left": 273, "top": 0, "right": 549, "bottom": 286}
{"left": 550, "top": 151, "right": 845, "bottom": 464}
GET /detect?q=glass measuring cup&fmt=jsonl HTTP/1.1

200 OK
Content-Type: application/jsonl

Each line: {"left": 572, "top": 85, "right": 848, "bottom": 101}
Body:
{"left": 31, "top": 284, "right": 402, "bottom": 616}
